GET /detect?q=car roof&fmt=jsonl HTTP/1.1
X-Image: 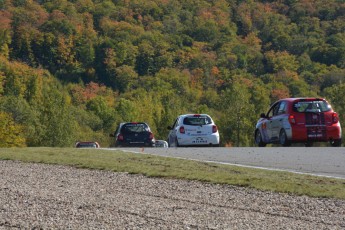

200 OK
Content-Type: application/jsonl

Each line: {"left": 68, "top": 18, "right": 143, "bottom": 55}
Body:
{"left": 120, "top": 122, "right": 148, "bottom": 125}
{"left": 77, "top": 141, "right": 98, "bottom": 144}
{"left": 117, "top": 122, "right": 149, "bottom": 128}
{"left": 121, "top": 122, "right": 150, "bottom": 127}
{"left": 179, "top": 114, "right": 211, "bottom": 117}
{"left": 276, "top": 97, "right": 326, "bottom": 103}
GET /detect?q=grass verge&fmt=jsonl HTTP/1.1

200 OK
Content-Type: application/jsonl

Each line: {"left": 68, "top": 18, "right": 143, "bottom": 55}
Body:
{"left": 0, "top": 147, "right": 344, "bottom": 200}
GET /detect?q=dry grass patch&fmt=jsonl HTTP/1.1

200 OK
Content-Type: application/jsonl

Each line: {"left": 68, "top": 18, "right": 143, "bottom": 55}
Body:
{"left": 0, "top": 147, "right": 344, "bottom": 199}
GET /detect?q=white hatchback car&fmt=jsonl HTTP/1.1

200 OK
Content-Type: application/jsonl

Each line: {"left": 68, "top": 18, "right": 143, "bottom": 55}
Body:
{"left": 167, "top": 114, "right": 220, "bottom": 147}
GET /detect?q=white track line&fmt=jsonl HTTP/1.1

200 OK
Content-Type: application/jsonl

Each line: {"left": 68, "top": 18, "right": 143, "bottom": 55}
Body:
{"left": 106, "top": 148, "right": 345, "bottom": 180}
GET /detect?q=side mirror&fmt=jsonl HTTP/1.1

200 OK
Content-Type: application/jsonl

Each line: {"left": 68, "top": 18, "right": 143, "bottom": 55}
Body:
{"left": 167, "top": 126, "right": 172, "bottom": 130}
{"left": 260, "top": 113, "right": 266, "bottom": 118}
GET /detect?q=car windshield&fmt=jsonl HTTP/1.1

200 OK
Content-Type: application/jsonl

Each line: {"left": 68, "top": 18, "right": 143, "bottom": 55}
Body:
{"left": 121, "top": 123, "right": 149, "bottom": 133}
{"left": 293, "top": 100, "right": 331, "bottom": 113}
{"left": 183, "top": 116, "right": 212, "bottom": 126}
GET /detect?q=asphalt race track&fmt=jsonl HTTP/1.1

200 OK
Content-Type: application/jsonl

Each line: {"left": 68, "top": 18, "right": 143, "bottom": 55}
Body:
{"left": 110, "top": 147, "right": 345, "bottom": 180}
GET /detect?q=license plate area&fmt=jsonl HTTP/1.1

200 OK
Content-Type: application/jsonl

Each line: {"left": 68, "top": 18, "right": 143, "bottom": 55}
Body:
{"left": 307, "top": 127, "right": 326, "bottom": 139}
{"left": 192, "top": 137, "right": 207, "bottom": 144}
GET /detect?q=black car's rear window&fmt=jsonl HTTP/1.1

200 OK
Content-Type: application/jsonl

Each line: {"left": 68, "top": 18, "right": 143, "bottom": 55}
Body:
{"left": 121, "top": 123, "right": 149, "bottom": 133}
{"left": 77, "top": 143, "right": 98, "bottom": 148}
{"left": 183, "top": 116, "right": 212, "bottom": 125}
{"left": 293, "top": 100, "right": 331, "bottom": 113}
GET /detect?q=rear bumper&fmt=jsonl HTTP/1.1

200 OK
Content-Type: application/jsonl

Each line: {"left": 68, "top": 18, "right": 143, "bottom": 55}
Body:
{"left": 115, "top": 140, "right": 155, "bottom": 147}
{"left": 291, "top": 125, "right": 342, "bottom": 142}
{"left": 177, "top": 134, "right": 220, "bottom": 146}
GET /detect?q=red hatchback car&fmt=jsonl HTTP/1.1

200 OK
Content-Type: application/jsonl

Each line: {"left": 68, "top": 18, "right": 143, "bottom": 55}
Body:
{"left": 255, "top": 98, "right": 342, "bottom": 147}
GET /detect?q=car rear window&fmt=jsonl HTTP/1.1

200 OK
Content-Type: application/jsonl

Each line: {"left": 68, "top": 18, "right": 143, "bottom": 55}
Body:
{"left": 293, "top": 100, "right": 331, "bottom": 113}
{"left": 121, "top": 123, "right": 149, "bottom": 133}
{"left": 183, "top": 116, "right": 212, "bottom": 125}
{"left": 77, "top": 142, "right": 98, "bottom": 148}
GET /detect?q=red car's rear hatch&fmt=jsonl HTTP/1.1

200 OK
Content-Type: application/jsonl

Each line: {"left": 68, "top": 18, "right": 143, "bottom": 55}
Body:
{"left": 292, "top": 99, "right": 332, "bottom": 141}
{"left": 305, "top": 112, "right": 327, "bottom": 140}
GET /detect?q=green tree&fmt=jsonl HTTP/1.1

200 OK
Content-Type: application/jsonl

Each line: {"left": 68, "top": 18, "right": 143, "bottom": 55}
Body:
{"left": 10, "top": 1, "right": 48, "bottom": 65}
{"left": 323, "top": 83, "right": 345, "bottom": 144}
{"left": 0, "top": 28, "right": 11, "bottom": 58}
{"left": 0, "top": 71, "right": 4, "bottom": 95}
{"left": 135, "top": 32, "right": 172, "bottom": 76}
{"left": 218, "top": 81, "right": 254, "bottom": 147}
{"left": 115, "top": 98, "right": 140, "bottom": 123}
{"left": 250, "top": 79, "right": 270, "bottom": 116}
{"left": 265, "top": 50, "right": 299, "bottom": 73}
{"left": 0, "top": 96, "right": 41, "bottom": 146}
{"left": 114, "top": 65, "right": 138, "bottom": 93}
{"left": 0, "top": 111, "right": 26, "bottom": 147}
{"left": 37, "top": 80, "right": 77, "bottom": 147}
{"left": 86, "top": 96, "right": 115, "bottom": 130}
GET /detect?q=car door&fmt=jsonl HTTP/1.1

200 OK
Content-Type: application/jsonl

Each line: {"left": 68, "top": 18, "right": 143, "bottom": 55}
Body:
{"left": 271, "top": 101, "right": 288, "bottom": 139}
{"left": 265, "top": 102, "right": 280, "bottom": 141}
{"left": 168, "top": 118, "right": 179, "bottom": 146}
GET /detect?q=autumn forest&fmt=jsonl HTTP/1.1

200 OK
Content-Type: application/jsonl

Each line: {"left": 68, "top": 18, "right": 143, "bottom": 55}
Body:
{"left": 0, "top": 0, "right": 344, "bottom": 147}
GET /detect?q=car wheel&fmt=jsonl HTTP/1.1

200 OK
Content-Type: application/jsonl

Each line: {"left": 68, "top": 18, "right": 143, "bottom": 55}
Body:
{"left": 304, "top": 142, "right": 313, "bottom": 147}
{"left": 279, "top": 129, "right": 291, "bottom": 147}
{"left": 330, "top": 139, "right": 342, "bottom": 147}
{"left": 255, "top": 130, "right": 266, "bottom": 147}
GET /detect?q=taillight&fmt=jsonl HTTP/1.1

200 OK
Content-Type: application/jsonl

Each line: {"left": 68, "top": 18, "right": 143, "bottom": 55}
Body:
{"left": 212, "top": 125, "right": 218, "bottom": 133}
{"left": 117, "top": 134, "right": 124, "bottom": 141}
{"left": 289, "top": 115, "right": 296, "bottom": 124}
{"left": 149, "top": 132, "right": 154, "bottom": 139}
{"left": 332, "top": 113, "right": 339, "bottom": 124}
{"left": 179, "top": 126, "right": 185, "bottom": 134}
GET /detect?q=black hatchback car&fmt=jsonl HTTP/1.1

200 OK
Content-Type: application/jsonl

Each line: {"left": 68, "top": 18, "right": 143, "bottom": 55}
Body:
{"left": 111, "top": 122, "right": 156, "bottom": 147}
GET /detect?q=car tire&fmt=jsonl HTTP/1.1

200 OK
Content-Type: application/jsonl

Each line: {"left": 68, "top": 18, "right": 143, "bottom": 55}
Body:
{"left": 279, "top": 129, "right": 291, "bottom": 147}
{"left": 304, "top": 142, "right": 313, "bottom": 147}
{"left": 330, "top": 139, "right": 342, "bottom": 147}
{"left": 255, "top": 130, "right": 266, "bottom": 147}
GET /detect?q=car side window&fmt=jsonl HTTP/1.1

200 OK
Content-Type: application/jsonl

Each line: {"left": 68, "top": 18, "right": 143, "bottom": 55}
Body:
{"left": 267, "top": 102, "right": 280, "bottom": 118}
{"left": 277, "top": 101, "right": 287, "bottom": 115}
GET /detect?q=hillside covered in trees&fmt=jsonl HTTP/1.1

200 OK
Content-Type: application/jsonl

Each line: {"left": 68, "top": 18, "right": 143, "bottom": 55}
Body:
{"left": 0, "top": 0, "right": 344, "bottom": 147}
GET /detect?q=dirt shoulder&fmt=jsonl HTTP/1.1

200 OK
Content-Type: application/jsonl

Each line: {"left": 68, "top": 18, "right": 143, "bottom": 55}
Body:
{"left": 0, "top": 160, "right": 344, "bottom": 229}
